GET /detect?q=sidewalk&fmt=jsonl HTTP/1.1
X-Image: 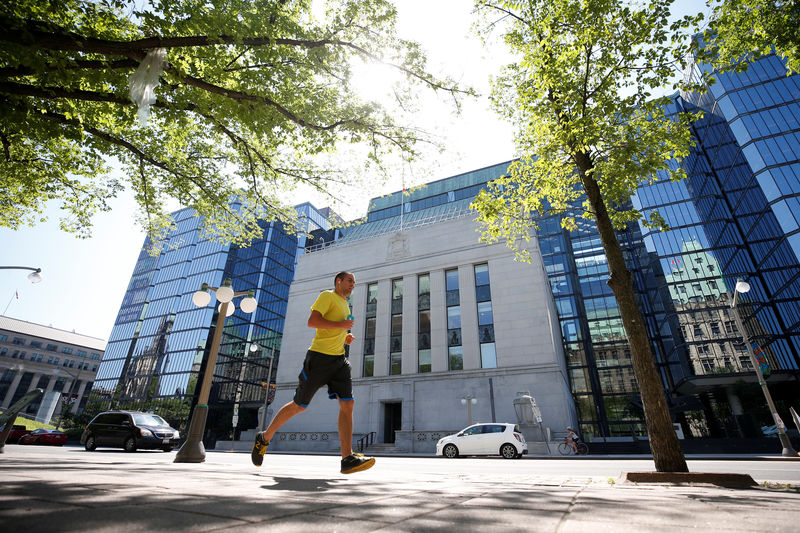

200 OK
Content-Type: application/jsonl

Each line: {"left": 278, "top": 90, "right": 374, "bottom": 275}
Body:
{"left": 2, "top": 445, "right": 799, "bottom": 532}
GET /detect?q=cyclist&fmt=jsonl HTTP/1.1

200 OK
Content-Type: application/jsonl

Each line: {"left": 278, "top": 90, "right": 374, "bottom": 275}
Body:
{"left": 565, "top": 426, "right": 580, "bottom": 453}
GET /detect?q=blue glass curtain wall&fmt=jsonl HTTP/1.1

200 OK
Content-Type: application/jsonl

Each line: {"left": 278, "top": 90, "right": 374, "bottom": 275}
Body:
{"left": 86, "top": 205, "right": 333, "bottom": 439}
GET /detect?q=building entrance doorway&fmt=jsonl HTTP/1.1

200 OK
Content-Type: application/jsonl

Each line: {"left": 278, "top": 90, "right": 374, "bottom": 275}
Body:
{"left": 383, "top": 402, "right": 401, "bottom": 443}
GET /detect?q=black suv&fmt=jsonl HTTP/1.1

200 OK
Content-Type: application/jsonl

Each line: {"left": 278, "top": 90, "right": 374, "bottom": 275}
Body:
{"left": 81, "top": 411, "right": 181, "bottom": 452}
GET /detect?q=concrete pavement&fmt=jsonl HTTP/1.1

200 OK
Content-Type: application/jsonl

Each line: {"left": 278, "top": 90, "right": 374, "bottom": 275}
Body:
{"left": 1, "top": 445, "right": 799, "bottom": 532}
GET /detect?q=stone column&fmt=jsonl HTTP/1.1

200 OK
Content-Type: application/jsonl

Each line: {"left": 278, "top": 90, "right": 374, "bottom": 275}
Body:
{"left": 1, "top": 368, "right": 23, "bottom": 408}
{"left": 372, "top": 279, "right": 391, "bottom": 376}
{"left": 458, "top": 265, "right": 480, "bottom": 370}
{"left": 348, "top": 283, "right": 367, "bottom": 378}
{"left": 72, "top": 379, "right": 89, "bottom": 414}
{"left": 429, "top": 269, "right": 447, "bottom": 372}
{"left": 401, "top": 274, "right": 418, "bottom": 374}
{"left": 43, "top": 373, "right": 58, "bottom": 394}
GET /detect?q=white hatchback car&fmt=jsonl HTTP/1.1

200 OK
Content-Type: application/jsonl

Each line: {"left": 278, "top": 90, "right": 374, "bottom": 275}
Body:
{"left": 435, "top": 423, "right": 527, "bottom": 459}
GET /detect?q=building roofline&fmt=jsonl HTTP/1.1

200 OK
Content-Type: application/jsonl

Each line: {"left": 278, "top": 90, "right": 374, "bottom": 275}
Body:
{"left": 0, "top": 315, "right": 107, "bottom": 350}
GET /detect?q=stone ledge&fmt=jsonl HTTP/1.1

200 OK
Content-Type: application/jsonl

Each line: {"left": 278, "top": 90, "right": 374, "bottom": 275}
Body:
{"left": 619, "top": 471, "right": 757, "bottom": 488}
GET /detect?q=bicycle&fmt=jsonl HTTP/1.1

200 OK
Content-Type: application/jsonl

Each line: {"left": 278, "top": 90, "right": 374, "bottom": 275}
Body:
{"left": 558, "top": 438, "right": 588, "bottom": 455}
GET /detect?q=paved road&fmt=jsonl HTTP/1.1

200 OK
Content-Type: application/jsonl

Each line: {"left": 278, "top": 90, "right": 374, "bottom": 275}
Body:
{"left": 2, "top": 445, "right": 799, "bottom": 532}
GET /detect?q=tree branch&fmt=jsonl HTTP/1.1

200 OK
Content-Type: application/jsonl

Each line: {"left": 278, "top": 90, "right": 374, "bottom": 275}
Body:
{"left": 0, "top": 59, "right": 139, "bottom": 79}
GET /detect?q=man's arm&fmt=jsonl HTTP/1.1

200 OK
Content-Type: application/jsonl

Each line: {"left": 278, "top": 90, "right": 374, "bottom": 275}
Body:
{"left": 308, "top": 310, "right": 354, "bottom": 330}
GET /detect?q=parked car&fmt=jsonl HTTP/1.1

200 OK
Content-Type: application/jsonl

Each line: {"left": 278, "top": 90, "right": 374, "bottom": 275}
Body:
{"left": 18, "top": 428, "right": 68, "bottom": 446}
{"left": 81, "top": 411, "right": 181, "bottom": 452}
{"left": 436, "top": 423, "right": 527, "bottom": 459}
{"left": 1, "top": 424, "right": 31, "bottom": 444}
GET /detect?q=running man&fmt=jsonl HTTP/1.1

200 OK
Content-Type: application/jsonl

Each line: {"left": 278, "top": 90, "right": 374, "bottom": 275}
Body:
{"left": 251, "top": 271, "right": 375, "bottom": 474}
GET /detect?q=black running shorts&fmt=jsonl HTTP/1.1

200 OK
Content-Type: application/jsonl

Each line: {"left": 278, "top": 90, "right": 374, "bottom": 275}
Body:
{"left": 293, "top": 350, "right": 353, "bottom": 407}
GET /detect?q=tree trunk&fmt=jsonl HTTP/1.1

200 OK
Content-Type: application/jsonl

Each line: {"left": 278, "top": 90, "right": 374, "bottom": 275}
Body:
{"left": 575, "top": 152, "right": 688, "bottom": 473}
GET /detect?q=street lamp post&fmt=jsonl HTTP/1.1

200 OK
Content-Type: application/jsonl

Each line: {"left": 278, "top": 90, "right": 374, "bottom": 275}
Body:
{"left": 730, "top": 278, "right": 797, "bottom": 457}
{"left": 255, "top": 344, "right": 276, "bottom": 432}
{"left": 0, "top": 266, "right": 43, "bottom": 283}
{"left": 461, "top": 395, "right": 477, "bottom": 426}
{"left": 174, "top": 279, "right": 257, "bottom": 463}
{"left": 1, "top": 266, "right": 43, "bottom": 315}
{"left": 55, "top": 368, "right": 81, "bottom": 429}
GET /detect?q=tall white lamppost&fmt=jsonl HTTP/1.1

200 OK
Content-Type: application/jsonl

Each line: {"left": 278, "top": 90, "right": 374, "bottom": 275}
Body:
{"left": 55, "top": 368, "right": 82, "bottom": 429}
{"left": 730, "top": 278, "right": 797, "bottom": 457}
{"left": 253, "top": 344, "right": 276, "bottom": 432}
{"left": 461, "top": 395, "right": 477, "bottom": 426}
{"left": 174, "top": 279, "right": 257, "bottom": 463}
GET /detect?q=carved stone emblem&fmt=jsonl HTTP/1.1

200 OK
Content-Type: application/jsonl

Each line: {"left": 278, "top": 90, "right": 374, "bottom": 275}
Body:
{"left": 387, "top": 231, "right": 410, "bottom": 259}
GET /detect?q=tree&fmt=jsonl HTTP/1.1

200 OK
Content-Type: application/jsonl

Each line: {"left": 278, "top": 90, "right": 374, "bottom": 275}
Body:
{"left": 471, "top": 0, "right": 701, "bottom": 472}
{"left": 0, "top": 0, "right": 469, "bottom": 247}
{"left": 701, "top": 0, "right": 800, "bottom": 74}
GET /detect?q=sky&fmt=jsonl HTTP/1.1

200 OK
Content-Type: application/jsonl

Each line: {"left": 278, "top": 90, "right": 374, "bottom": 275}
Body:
{"left": 0, "top": 0, "right": 704, "bottom": 341}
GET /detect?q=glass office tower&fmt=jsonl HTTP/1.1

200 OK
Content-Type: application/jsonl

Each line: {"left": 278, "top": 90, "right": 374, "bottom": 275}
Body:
{"left": 632, "top": 54, "right": 800, "bottom": 440}
{"left": 538, "top": 54, "right": 800, "bottom": 445}
{"left": 87, "top": 203, "right": 334, "bottom": 446}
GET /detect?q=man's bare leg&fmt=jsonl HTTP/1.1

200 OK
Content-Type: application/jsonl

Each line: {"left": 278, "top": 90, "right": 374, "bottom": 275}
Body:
{"left": 263, "top": 401, "right": 306, "bottom": 441}
{"left": 337, "top": 399, "right": 375, "bottom": 474}
{"left": 252, "top": 400, "right": 305, "bottom": 467}
{"left": 337, "top": 399, "right": 354, "bottom": 458}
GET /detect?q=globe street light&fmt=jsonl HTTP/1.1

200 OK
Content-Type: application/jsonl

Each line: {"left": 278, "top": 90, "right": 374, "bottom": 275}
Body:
{"left": 1, "top": 266, "right": 43, "bottom": 315}
{"left": 174, "top": 279, "right": 258, "bottom": 463}
{"left": 461, "top": 395, "right": 477, "bottom": 426}
{"left": 730, "top": 278, "right": 797, "bottom": 457}
{"left": 0, "top": 266, "right": 43, "bottom": 283}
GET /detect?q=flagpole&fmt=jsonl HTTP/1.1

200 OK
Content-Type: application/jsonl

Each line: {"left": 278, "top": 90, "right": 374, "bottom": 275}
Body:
{"left": 400, "top": 181, "right": 405, "bottom": 232}
{"left": 2, "top": 292, "right": 16, "bottom": 315}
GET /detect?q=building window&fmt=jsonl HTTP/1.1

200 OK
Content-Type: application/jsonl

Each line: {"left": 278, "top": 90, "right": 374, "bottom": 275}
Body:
{"left": 46, "top": 344, "right": 58, "bottom": 352}
{"left": 62, "top": 347, "right": 73, "bottom": 354}
{"left": 475, "top": 264, "right": 497, "bottom": 368}
{"left": 12, "top": 337, "right": 25, "bottom": 345}
{"left": 363, "top": 282, "right": 377, "bottom": 377}
{"left": 76, "top": 350, "right": 87, "bottom": 357}
{"left": 418, "top": 273, "right": 431, "bottom": 373}
{"left": 0, "top": 334, "right": 7, "bottom": 342}
{"left": 30, "top": 341, "right": 42, "bottom": 349}
{"left": 445, "top": 269, "right": 462, "bottom": 370}
{"left": 390, "top": 279, "right": 403, "bottom": 375}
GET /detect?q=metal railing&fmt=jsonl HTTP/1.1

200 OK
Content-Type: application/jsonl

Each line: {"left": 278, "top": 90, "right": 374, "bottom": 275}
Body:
{"left": 357, "top": 431, "right": 376, "bottom": 453}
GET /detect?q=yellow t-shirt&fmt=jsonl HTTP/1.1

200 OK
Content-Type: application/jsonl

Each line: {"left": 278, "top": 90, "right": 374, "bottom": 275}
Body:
{"left": 309, "top": 290, "right": 350, "bottom": 355}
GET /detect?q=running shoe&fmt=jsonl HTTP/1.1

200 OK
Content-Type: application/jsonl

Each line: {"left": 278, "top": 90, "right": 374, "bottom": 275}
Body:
{"left": 340, "top": 453, "right": 375, "bottom": 474}
{"left": 250, "top": 432, "right": 269, "bottom": 467}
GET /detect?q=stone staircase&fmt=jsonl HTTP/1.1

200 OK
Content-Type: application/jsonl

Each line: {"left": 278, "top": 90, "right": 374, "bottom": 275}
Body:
{"left": 359, "top": 442, "right": 407, "bottom": 454}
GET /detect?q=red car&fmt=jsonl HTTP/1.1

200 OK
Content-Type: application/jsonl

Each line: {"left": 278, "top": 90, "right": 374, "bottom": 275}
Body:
{"left": 18, "top": 428, "right": 68, "bottom": 446}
